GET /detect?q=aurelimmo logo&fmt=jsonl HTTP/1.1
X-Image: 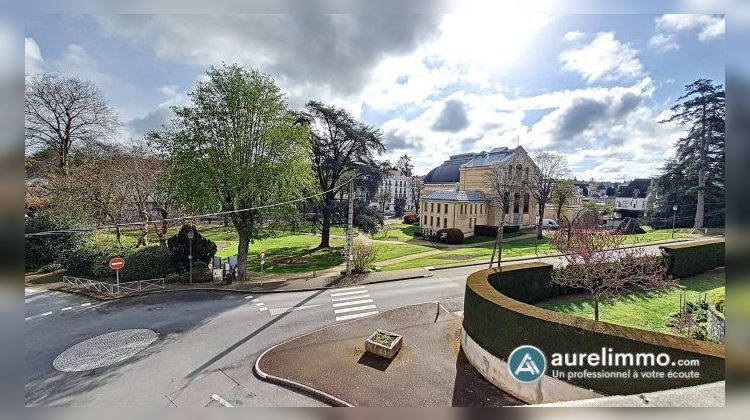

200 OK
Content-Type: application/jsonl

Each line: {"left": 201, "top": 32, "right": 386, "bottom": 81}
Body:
{"left": 508, "top": 345, "right": 547, "bottom": 383}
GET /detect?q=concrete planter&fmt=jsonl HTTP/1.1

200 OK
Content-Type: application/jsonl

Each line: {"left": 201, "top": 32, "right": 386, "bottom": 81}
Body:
{"left": 365, "top": 329, "right": 402, "bottom": 359}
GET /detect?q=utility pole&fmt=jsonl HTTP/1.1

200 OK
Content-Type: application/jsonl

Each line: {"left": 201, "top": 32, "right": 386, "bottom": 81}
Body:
{"left": 346, "top": 178, "right": 354, "bottom": 276}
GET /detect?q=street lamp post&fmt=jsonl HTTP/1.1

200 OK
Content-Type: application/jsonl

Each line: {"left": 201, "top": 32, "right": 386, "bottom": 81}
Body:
{"left": 187, "top": 229, "right": 194, "bottom": 284}
{"left": 671, "top": 205, "right": 678, "bottom": 239}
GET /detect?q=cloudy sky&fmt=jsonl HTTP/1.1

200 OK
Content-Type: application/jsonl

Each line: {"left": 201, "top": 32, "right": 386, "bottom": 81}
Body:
{"left": 25, "top": 14, "right": 724, "bottom": 181}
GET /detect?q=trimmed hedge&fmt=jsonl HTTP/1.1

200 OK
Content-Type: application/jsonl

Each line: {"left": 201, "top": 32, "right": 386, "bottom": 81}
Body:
{"left": 463, "top": 263, "right": 725, "bottom": 396}
{"left": 436, "top": 228, "right": 464, "bottom": 244}
{"left": 120, "top": 246, "right": 173, "bottom": 281}
{"left": 660, "top": 239, "right": 724, "bottom": 278}
{"left": 474, "top": 224, "right": 520, "bottom": 237}
{"left": 65, "top": 243, "right": 135, "bottom": 278}
{"left": 25, "top": 214, "right": 79, "bottom": 269}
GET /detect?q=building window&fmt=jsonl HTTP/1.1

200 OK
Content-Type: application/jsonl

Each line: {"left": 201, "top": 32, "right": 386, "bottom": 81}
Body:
{"left": 474, "top": 204, "right": 478, "bottom": 214}
{"left": 523, "top": 193, "right": 530, "bottom": 213}
{"left": 469, "top": 218, "right": 473, "bottom": 228}
{"left": 513, "top": 193, "right": 520, "bottom": 213}
{"left": 424, "top": 215, "right": 427, "bottom": 225}
{"left": 480, "top": 204, "right": 484, "bottom": 214}
{"left": 444, "top": 203, "right": 448, "bottom": 214}
{"left": 443, "top": 218, "right": 447, "bottom": 228}
{"left": 431, "top": 202, "right": 434, "bottom": 212}
{"left": 430, "top": 216, "right": 433, "bottom": 226}
{"left": 503, "top": 192, "right": 510, "bottom": 213}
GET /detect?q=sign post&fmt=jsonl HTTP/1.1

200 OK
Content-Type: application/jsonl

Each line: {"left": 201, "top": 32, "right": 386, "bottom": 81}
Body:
{"left": 259, "top": 251, "right": 265, "bottom": 274}
{"left": 109, "top": 257, "right": 125, "bottom": 292}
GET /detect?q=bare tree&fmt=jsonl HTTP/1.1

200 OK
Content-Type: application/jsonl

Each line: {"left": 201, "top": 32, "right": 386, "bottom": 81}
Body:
{"left": 25, "top": 73, "right": 120, "bottom": 175}
{"left": 484, "top": 163, "right": 521, "bottom": 268}
{"left": 528, "top": 152, "right": 569, "bottom": 240}
{"left": 550, "top": 218, "right": 673, "bottom": 321}
{"left": 376, "top": 188, "right": 392, "bottom": 215}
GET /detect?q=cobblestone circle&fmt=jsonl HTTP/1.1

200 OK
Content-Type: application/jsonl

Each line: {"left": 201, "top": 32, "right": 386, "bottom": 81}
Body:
{"left": 53, "top": 329, "right": 159, "bottom": 372}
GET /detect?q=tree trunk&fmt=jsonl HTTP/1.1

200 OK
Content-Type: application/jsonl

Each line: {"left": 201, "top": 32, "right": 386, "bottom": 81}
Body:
{"left": 114, "top": 226, "right": 122, "bottom": 245}
{"left": 236, "top": 231, "right": 251, "bottom": 281}
{"left": 318, "top": 193, "right": 334, "bottom": 249}
{"left": 593, "top": 298, "right": 600, "bottom": 321}
{"left": 536, "top": 203, "right": 545, "bottom": 240}
{"left": 223, "top": 214, "right": 229, "bottom": 227}
{"left": 158, "top": 208, "right": 169, "bottom": 247}
{"left": 694, "top": 169, "right": 705, "bottom": 229}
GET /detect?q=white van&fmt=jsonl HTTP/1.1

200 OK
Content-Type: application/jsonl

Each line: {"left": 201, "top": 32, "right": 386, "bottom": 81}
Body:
{"left": 541, "top": 219, "right": 560, "bottom": 230}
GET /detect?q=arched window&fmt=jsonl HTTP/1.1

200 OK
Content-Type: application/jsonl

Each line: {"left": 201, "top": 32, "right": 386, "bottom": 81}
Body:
{"left": 508, "top": 166, "right": 513, "bottom": 178}
{"left": 516, "top": 165, "right": 522, "bottom": 179}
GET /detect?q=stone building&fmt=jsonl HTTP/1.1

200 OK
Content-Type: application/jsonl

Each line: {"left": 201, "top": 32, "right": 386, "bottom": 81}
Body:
{"left": 419, "top": 146, "right": 540, "bottom": 237}
{"left": 372, "top": 169, "right": 419, "bottom": 216}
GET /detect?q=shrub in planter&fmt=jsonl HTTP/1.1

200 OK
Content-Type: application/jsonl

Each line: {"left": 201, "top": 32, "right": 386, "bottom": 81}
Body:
{"left": 25, "top": 213, "right": 79, "bottom": 269}
{"left": 120, "top": 246, "right": 173, "bottom": 281}
{"left": 167, "top": 225, "right": 217, "bottom": 273}
{"left": 436, "top": 228, "right": 464, "bottom": 244}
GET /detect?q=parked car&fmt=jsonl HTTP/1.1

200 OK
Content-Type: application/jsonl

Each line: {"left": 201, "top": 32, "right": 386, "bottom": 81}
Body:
{"left": 541, "top": 218, "right": 560, "bottom": 230}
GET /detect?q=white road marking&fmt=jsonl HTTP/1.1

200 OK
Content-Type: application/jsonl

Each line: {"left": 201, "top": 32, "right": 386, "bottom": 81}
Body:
{"left": 259, "top": 307, "right": 268, "bottom": 311}
{"left": 80, "top": 303, "right": 91, "bottom": 307}
{"left": 254, "top": 302, "right": 265, "bottom": 306}
{"left": 332, "top": 299, "right": 373, "bottom": 308}
{"left": 210, "top": 393, "right": 234, "bottom": 407}
{"left": 330, "top": 290, "right": 369, "bottom": 297}
{"left": 268, "top": 304, "right": 321, "bottom": 316}
{"left": 25, "top": 311, "right": 53, "bottom": 321}
{"left": 334, "top": 304, "right": 376, "bottom": 314}
{"left": 333, "top": 286, "right": 366, "bottom": 292}
{"left": 331, "top": 294, "right": 371, "bottom": 302}
{"left": 61, "top": 307, "right": 72, "bottom": 311}
{"left": 244, "top": 295, "right": 254, "bottom": 300}
{"left": 335, "top": 311, "right": 379, "bottom": 321}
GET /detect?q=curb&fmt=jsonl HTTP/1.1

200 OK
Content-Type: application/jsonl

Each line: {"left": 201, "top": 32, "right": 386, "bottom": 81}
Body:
{"left": 254, "top": 334, "right": 353, "bottom": 407}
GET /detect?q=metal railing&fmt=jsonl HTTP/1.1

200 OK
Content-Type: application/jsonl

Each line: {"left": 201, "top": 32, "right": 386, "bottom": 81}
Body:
{"left": 62, "top": 276, "right": 165, "bottom": 295}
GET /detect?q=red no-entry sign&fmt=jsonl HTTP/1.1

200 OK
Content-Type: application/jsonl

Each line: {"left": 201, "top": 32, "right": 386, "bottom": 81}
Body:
{"left": 109, "top": 257, "right": 125, "bottom": 270}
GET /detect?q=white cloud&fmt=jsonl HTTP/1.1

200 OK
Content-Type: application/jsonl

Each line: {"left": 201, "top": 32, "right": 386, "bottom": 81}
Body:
{"left": 648, "top": 33, "right": 680, "bottom": 52}
{"left": 559, "top": 32, "right": 644, "bottom": 84}
{"left": 655, "top": 14, "right": 725, "bottom": 42}
{"left": 562, "top": 31, "right": 585, "bottom": 42}
{"left": 25, "top": 37, "right": 43, "bottom": 74}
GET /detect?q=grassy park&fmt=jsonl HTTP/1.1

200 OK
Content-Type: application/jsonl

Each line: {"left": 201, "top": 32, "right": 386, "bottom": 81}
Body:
{"left": 536, "top": 268, "right": 725, "bottom": 335}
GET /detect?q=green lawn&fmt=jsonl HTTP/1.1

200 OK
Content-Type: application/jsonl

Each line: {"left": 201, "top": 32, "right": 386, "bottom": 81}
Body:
{"left": 536, "top": 268, "right": 725, "bottom": 335}
{"left": 215, "top": 234, "right": 345, "bottom": 274}
{"left": 381, "top": 237, "right": 555, "bottom": 271}
{"left": 370, "top": 241, "right": 436, "bottom": 263}
{"left": 371, "top": 223, "right": 419, "bottom": 241}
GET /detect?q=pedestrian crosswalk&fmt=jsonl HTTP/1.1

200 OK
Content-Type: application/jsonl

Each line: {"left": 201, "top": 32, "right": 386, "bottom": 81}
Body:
{"left": 330, "top": 286, "right": 379, "bottom": 322}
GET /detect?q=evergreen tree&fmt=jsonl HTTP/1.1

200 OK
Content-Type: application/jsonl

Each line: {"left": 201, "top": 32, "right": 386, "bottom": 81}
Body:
{"left": 659, "top": 79, "right": 725, "bottom": 228}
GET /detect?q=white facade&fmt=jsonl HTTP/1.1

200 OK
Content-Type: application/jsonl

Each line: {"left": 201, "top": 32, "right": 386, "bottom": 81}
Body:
{"left": 373, "top": 170, "right": 419, "bottom": 213}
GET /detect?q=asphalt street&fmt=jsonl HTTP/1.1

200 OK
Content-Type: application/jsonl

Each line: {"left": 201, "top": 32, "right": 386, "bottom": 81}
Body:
{"left": 24, "top": 242, "right": 669, "bottom": 407}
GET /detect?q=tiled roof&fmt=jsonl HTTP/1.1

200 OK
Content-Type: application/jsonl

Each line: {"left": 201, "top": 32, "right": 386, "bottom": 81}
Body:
{"left": 423, "top": 190, "right": 486, "bottom": 202}
{"left": 463, "top": 147, "right": 514, "bottom": 168}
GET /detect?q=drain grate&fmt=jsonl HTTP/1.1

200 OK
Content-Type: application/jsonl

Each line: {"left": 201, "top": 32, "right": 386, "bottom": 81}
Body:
{"left": 53, "top": 329, "right": 159, "bottom": 372}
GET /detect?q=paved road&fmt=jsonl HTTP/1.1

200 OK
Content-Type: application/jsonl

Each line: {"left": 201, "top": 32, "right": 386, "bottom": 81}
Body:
{"left": 24, "top": 242, "right": 669, "bottom": 407}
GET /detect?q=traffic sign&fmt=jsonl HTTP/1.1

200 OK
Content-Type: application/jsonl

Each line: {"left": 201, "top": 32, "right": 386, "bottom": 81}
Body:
{"left": 109, "top": 257, "right": 125, "bottom": 270}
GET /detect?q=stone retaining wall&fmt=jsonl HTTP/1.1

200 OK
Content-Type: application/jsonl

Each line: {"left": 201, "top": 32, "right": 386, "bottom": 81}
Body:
{"left": 706, "top": 305, "right": 725, "bottom": 344}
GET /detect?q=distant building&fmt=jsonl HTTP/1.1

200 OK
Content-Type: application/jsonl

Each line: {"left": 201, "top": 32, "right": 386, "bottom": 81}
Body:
{"left": 614, "top": 178, "right": 654, "bottom": 218}
{"left": 419, "top": 146, "right": 540, "bottom": 236}
{"left": 372, "top": 169, "right": 420, "bottom": 216}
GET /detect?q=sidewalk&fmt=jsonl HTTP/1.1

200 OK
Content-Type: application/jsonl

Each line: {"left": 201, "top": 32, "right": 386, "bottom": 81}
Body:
{"left": 44, "top": 267, "right": 434, "bottom": 300}
{"left": 254, "top": 302, "right": 523, "bottom": 407}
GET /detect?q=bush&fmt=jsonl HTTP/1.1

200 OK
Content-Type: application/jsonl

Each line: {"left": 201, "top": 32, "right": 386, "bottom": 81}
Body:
{"left": 661, "top": 239, "right": 724, "bottom": 278}
{"left": 165, "top": 273, "right": 181, "bottom": 283}
{"left": 436, "top": 228, "right": 464, "bottom": 244}
{"left": 474, "top": 224, "right": 520, "bottom": 237}
{"left": 413, "top": 230, "right": 424, "bottom": 238}
{"left": 39, "top": 262, "right": 64, "bottom": 273}
{"left": 192, "top": 261, "right": 209, "bottom": 271}
{"left": 167, "top": 225, "right": 217, "bottom": 273}
{"left": 120, "top": 246, "right": 173, "bottom": 281}
{"left": 403, "top": 213, "right": 419, "bottom": 224}
{"left": 65, "top": 241, "right": 135, "bottom": 278}
{"left": 351, "top": 239, "right": 376, "bottom": 274}
{"left": 615, "top": 217, "right": 646, "bottom": 234}
{"left": 25, "top": 214, "right": 79, "bottom": 269}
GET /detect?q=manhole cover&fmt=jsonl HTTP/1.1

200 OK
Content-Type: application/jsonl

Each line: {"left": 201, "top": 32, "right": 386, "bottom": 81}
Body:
{"left": 53, "top": 329, "right": 159, "bottom": 372}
